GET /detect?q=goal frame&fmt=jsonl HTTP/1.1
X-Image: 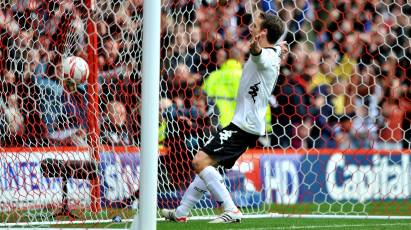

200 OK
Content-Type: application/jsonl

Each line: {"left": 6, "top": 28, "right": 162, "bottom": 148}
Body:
{"left": 132, "top": 0, "right": 161, "bottom": 229}
{"left": 85, "top": 0, "right": 101, "bottom": 213}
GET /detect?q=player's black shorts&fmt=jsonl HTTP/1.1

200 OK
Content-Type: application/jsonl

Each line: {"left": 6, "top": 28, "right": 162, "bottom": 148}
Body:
{"left": 200, "top": 123, "right": 260, "bottom": 169}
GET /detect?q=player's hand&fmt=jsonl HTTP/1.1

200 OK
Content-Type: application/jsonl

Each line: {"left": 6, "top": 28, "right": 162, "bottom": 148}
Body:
{"left": 250, "top": 34, "right": 262, "bottom": 55}
{"left": 278, "top": 41, "right": 288, "bottom": 60}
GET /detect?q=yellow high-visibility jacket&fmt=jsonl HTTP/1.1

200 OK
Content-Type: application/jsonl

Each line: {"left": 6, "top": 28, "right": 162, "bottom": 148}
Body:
{"left": 203, "top": 59, "right": 272, "bottom": 131}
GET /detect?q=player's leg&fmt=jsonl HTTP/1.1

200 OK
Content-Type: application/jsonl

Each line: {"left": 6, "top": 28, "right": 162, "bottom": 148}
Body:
{"left": 176, "top": 175, "right": 208, "bottom": 216}
{"left": 192, "top": 151, "right": 239, "bottom": 213}
{"left": 162, "top": 150, "right": 216, "bottom": 222}
{"left": 194, "top": 123, "right": 259, "bottom": 223}
{"left": 193, "top": 151, "right": 242, "bottom": 223}
{"left": 162, "top": 150, "right": 240, "bottom": 223}
{"left": 161, "top": 174, "right": 207, "bottom": 222}
{"left": 163, "top": 123, "right": 251, "bottom": 223}
{"left": 175, "top": 147, "right": 220, "bottom": 216}
{"left": 161, "top": 151, "right": 213, "bottom": 222}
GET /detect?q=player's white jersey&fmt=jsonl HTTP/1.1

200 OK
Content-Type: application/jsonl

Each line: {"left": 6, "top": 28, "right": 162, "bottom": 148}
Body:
{"left": 232, "top": 47, "right": 281, "bottom": 135}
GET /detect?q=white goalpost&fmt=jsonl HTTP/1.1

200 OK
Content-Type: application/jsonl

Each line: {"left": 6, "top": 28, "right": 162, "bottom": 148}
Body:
{"left": 132, "top": 0, "right": 161, "bottom": 229}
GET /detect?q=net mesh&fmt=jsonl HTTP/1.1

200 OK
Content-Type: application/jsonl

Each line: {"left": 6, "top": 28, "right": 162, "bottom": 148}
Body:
{"left": 0, "top": 0, "right": 411, "bottom": 226}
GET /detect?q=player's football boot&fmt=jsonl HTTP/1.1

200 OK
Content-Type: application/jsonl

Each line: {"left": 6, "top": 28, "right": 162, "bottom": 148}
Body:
{"left": 209, "top": 209, "right": 242, "bottom": 223}
{"left": 160, "top": 209, "right": 188, "bottom": 222}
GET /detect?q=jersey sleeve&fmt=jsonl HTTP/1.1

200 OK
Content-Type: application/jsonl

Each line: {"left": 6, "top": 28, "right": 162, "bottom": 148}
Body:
{"left": 250, "top": 46, "right": 281, "bottom": 69}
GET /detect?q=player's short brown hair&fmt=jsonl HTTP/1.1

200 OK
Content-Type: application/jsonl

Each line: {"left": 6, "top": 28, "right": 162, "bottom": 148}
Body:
{"left": 260, "top": 13, "right": 285, "bottom": 44}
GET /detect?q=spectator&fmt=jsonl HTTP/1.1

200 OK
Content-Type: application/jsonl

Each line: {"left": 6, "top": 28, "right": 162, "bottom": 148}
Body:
{"left": 161, "top": 63, "right": 219, "bottom": 189}
{"left": 376, "top": 79, "right": 411, "bottom": 150}
{"left": 99, "top": 38, "right": 121, "bottom": 72}
{"left": 202, "top": 58, "right": 242, "bottom": 128}
{"left": 163, "top": 29, "right": 202, "bottom": 78}
{"left": 101, "top": 100, "right": 131, "bottom": 146}
{"left": 333, "top": 115, "right": 353, "bottom": 149}
{"left": 0, "top": 49, "right": 4, "bottom": 75}
{"left": 403, "top": 84, "right": 411, "bottom": 148}
{"left": 293, "top": 117, "right": 312, "bottom": 149}
{"left": 19, "top": 50, "right": 49, "bottom": 146}
{"left": 347, "top": 65, "right": 380, "bottom": 149}
{"left": 0, "top": 94, "right": 24, "bottom": 146}
{"left": 308, "top": 49, "right": 339, "bottom": 92}
{"left": 307, "top": 86, "right": 336, "bottom": 148}
{"left": 0, "top": 0, "right": 410, "bottom": 151}
{"left": 0, "top": 69, "right": 23, "bottom": 146}
{"left": 35, "top": 60, "right": 88, "bottom": 147}
{"left": 270, "top": 42, "right": 311, "bottom": 148}
{"left": 271, "top": 73, "right": 310, "bottom": 149}
{"left": 276, "top": 0, "right": 313, "bottom": 43}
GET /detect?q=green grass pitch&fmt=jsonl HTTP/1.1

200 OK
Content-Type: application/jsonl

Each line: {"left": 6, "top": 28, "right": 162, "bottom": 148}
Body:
{"left": 2, "top": 202, "right": 411, "bottom": 229}
{"left": 51, "top": 218, "right": 411, "bottom": 230}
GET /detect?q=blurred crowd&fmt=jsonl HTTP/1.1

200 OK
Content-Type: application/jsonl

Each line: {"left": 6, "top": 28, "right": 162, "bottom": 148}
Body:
{"left": 0, "top": 0, "right": 410, "bottom": 153}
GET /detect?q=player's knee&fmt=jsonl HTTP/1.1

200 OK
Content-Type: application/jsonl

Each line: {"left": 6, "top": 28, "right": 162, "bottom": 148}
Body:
{"left": 192, "top": 151, "right": 212, "bottom": 174}
{"left": 191, "top": 156, "right": 204, "bottom": 174}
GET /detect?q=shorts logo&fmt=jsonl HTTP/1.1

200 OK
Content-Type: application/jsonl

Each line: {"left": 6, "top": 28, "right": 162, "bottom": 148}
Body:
{"left": 214, "top": 147, "right": 223, "bottom": 152}
{"left": 204, "top": 136, "right": 214, "bottom": 146}
{"left": 219, "top": 130, "right": 237, "bottom": 144}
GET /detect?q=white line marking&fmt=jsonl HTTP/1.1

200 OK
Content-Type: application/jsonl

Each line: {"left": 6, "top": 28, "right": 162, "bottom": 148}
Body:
{"left": 227, "top": 222, "right": 411, "bottom": 230}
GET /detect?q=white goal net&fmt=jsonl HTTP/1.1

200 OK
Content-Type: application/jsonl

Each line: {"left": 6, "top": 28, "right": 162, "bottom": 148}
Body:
{"left": 0, "top": 0, "right": 410, "bottom": 227}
